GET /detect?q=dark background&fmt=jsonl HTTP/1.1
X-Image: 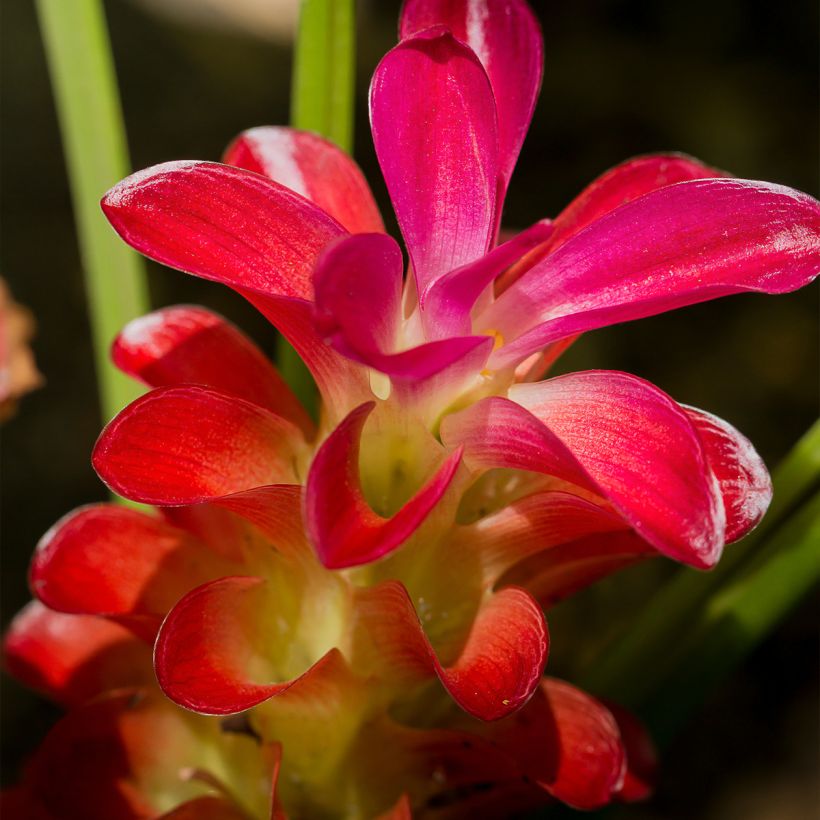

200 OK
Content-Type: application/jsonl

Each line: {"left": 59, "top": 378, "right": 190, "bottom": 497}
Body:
{"left": 2, "top": 0, "right": 818, "bottom": 816}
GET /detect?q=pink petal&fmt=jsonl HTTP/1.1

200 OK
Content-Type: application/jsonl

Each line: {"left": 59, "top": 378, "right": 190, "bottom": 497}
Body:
{"left": 546, "top": 153, "right": 727, "bottom": 252}
{"left": 113, "top": 305, "right": 313, "bottom": 436}
{"left": 356, "top": 580, "right": 548, "bottom": 721}
{"left": 305, "top": 403, "right": 463, "bottom": 568}
{"left": 93, "top": 386, "right": 304, "bottom": 505}
{"left": 29, "top": 505, "right": 232, "bottom": 640}
{"left": 421, "top": 220, "right": 553, "bottom": 338}
{"left": 443, "top": 371, "right": 726, "bottom": 568}
{"left": 685, "top": 406, "right": 772, "bottom": 543}
{"left": 101, "top": 160, "right": 346, "bottom": 301}
{"left": 537, "top": 678, "right": 626, "bottom": 809}
{"left": 313, "top": 233, "right": 404, "bottom": 362}
{"left": 2, "top": 603, "right": 154, "bottom": 707}
{"left": 484, "top": 178, "right": 820, "bottom": 367}
{"left": 400, "top": 0, "right": 543, "bottom": 200}
{"left": 224, "top": 126, "right": 384, "bottom": 234}
{"left": 370, "top": 29, "right": 498, "bottom": 296}
{"left": 154, "top": 576, "right": 341, "bottom": 714}
{"left": 464, "top": 490, "right": 632, "bottom": 582}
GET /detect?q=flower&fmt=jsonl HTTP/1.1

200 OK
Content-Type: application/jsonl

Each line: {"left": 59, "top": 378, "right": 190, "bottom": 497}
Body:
{"left": 5, "top": 0, "right": 819, "bottom": 817}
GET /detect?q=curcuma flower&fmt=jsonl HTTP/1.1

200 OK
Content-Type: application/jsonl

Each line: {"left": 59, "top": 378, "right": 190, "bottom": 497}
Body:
{"left": 5, "top": 0, "right": 819, "bottom": 817}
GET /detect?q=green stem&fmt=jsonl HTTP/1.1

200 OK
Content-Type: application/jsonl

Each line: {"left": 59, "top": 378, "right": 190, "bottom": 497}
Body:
{"left": 581, "top": 420, "right": 820, "bottom": 704}
{"left": 282, "top": 0, "right": 356, "bottom": 416}
{"left": 642, "top": 489, "right": 820, "bottom": 746}
{"left": 36, "top": 0, "right": 150, "bottom": 422}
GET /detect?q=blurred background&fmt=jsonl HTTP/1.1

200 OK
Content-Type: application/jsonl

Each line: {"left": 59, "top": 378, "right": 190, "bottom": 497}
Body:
{"left": 2, "top": 0, "right": 817, "bottom": 816}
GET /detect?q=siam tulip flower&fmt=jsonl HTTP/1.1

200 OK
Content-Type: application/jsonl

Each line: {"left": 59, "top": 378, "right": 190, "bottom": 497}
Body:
{"left": 5, "top": 0, "right": 819, "bottom": 816}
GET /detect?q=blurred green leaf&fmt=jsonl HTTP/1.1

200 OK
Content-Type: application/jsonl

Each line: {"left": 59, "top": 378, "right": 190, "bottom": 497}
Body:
{"left": 36, "top": 0, "right": 150, "bottom": 423}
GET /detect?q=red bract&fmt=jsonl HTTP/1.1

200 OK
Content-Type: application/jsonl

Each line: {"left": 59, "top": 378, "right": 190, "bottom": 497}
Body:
{"left": 6, "top": 0, "right": 819, "bottom": 816}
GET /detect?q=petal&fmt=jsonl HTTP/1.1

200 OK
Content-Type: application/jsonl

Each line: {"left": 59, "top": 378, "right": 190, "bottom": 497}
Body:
{"left": 604, "top": 701, "right": 658, "bottom": 803}
{"left": 305, "top": 403, "right": 463, "bottom": 568}
{"left": 313, "top": 232, "right": 491, "bottom": 383}
{"left": 684, "top": 406, "right": 772, "bottom": 543}
{"left": 2, "top": 603, "right": 153, "bottom": 707}
{"left": 443, "top": 371, "right": 725, "bottom": 568}
{"left": 101, "top": 160, "right": 347, "bottom": 301}
{"left": 224, "top": 126, "right": 384, "bottom": 234}
{"left": 463, "top": 490, "right": 632, "bottom": 582}
{"left": 30, "top": 505, "right": 232, "bottom": 639}
{"left": 546, "top": 153, "right": 727, "bottom": 252}
{"left": 400, "top": 0, "right": 543, "bottom": 198}
{"left": 154, "top": 576, "right": 343, "bottom": 714}
{"left": 370, "top": 29, "right": 498, "bottom": 296}
{"left": 93, "top": 386, "right": 304, "bottom": 505}
{"left": 536, "top": 678, "right": 626, "bottom": 809}
{"left": 313, "top": 233, "right": 404, "bottom": 361}
{"left": 159, "top": 797, "right": 250, "bottom": 819}
{"left": 375, "top": 794, "right": 411, "bottom": 820}
{"left": 421, "top": 220, "right": 553, "bottom": 338}
{"left": 484, "top": 178, "right": 820, "bottom": 367}
{"left": 113, "top": 306, "right": 313, "bottom": 436}
{"left": 510, "top": 373, "right": 725, "bottom": 567}
{"left": 355, "top": 581, "right": 548, "bottom": 721}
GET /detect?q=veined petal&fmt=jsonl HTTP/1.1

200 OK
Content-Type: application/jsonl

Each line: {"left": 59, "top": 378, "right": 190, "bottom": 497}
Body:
{"left": 313, "top": 233, "right": 404, "bottom": 362}
{"left": 684, "top": 406, "right": 772, "bottom": 543}
{"left": 536, "top": 679, "right": 626, "bottom": 809}
{"left": 464, "top": 490, "right": 632, "bottom": 582}
{"left": 305, "top": 403, "right": 462, "bottom": 568}
{"left": 355, "top": 580, "right": 548, "bottom": 721}
{"left": 400, "top": 0, "right": 543, "bottom": 199}
{"left": 30, "top": 505, "right": 234, "bottom": 639}
{"left": 2, "top": 603, "right": 153, "bottom": 707}
{"left": 101, "top": 160, "right": 346, "bottom": 301}
{"left": 93, "top": 386, "right": 305, "bottom": 505}
{"left": 443, "top": 371, "right": 725, "bottom": 568}
{"left": 113, "top": 306, "right": 313, "bottom": 436}
{"left": 422, "top": 220, "right": 553, "bottom": 338}
{"left": 484, "top": 178, "right": 820, "bottom": 367}
{"left": 224, "top": 126, "right": 384, "bottom": 234}
{"left": 546, "top": 153, "right": 727, "bottom": 252}
{"left": 370, "top": 29, "right": 498, "bottom": 297}
{"left": 154, "top": 576, "right": 342, "bottom": 714}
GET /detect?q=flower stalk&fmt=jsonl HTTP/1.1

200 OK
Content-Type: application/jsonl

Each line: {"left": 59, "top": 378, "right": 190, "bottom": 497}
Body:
{"left": 35, "top": 0, "right": 150, "bottom": 422}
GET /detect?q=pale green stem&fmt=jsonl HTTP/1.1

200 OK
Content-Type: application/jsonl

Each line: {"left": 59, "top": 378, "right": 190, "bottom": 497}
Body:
{"left": 36, "top": 0, "right": 150, "bottom": 423}
{"left": 281, "top": 0, "right": 356, "bottom": 415}
{"left": 581, "top": 420, "right": 820, "bottom": 704}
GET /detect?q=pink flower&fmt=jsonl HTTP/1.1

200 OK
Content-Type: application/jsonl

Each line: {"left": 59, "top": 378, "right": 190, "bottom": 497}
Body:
{"left": 5, "top": 0, "right": 819, "bottom": 816}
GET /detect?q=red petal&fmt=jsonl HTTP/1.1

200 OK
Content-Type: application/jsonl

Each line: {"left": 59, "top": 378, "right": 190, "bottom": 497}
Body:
{"left": 547, "top": 153, "right": 727, "bottom": 252}
{"left": 536, "top": 679, "right": 626, "bottom": 809}
{"left": 685, "top": 406, "right": 772, "bottom": 543}
{"left": 155, "top": 576, "right": 343, "bottom": 714}
{"left": 305, "top": 403, "right": 462, "bottom": 568}
{"left": 375, "top": 794, "right": 412, "bottom": 820}
{"left": 113, "top": 305, "right": 313, "bottom": 436}
{"left": 605, "top": 700, "right": 658, "bottom": 803}
{"left": 2, "top": 603, "right": 153, "bottom": 707}
{"left": 93, "top": 386, "right": 304, "bottom": 505}
{"left": 443, "top": 372, "right": 726, "bottom": 568}
{"left": 370, "top": 29, "right": 498, "bottom": 295}
{"left": 101, "top": 160, "right": 346, "bottom": 301}
{"left": 30, "top": 505, "right": 232, "bottom": 639}
{"left": 355, "top": 580, "right": 548, "bottom": 721}
{"left": 224, "top": 126, "right": 384, "bottom": 234}
{"left": 400, "top": 0, "right": 543, "bottom": 200}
